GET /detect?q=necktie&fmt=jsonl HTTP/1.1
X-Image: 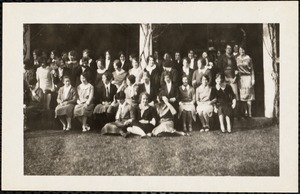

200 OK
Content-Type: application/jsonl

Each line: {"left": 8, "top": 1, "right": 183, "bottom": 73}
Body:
{"left": 106, "top": 86, "right": 109, "bottom": 98}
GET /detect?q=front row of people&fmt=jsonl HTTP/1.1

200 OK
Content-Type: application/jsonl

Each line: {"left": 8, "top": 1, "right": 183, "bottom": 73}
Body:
{"left": 24, "top": 72, "right": 236, "bottom": 136}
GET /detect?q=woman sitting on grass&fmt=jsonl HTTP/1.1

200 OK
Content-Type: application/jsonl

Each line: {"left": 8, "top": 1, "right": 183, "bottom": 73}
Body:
{"left": 152, "top": 92, "right": 189, "bottom": 137}
{"left": 196, "top": 75, "right": 216, "bottom": 132}
{"left": 127, "top": 92, "right": 157, "bottom": 138}
{"left": 214, "top": 73, "right": 236, "bottom": 133}
{"left": 101, "top": 91, "right": 133, "bottom": 137}
{"left": 73, "top": 72, "right": 94, "bottom": 132}
{"left": 55, "top": 76, "right": 77, "bottom": 131}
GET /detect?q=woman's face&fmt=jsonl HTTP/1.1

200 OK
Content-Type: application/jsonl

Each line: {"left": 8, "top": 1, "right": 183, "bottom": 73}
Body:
{"left": 202, "top": 76, "right": 208, "bottom": 86}
{"left": 141, "top": 94, "right": 149, "bottom": 106}
{"left": 143, "top": 75, "right": 150, "bottom": 84}
{"left": 126, "top": 78, "right": 132, "bottom": 86}
{"left": 197, "top": 60, "right": 202, "bottom": 69}
{"left": 33, "top": 52, "right": 37, "bottom": 60}
{"left": 41, "top": 62, "right": 46, "bottom": 68}
{"left": 215, "top": 76, "right": 221, "bottom": 85}
{"left": 68, "top": 53, "right": 74, "bottom": 61}
{"left": 217, "top": 51, "right": 221, "bottom": 57}
{"left": 182, "top": 77, "right": 188, "bottom": 86}
{"left": 97, "top": 61, "right": 104, "bottom": 69}
{"left": 64, "top": 78, "right": 71, "bottom": 86}
{"left": 202, "top": 52, "right": 208, "bottom": 58}
{"left": 50, "top": 52, "right": 55, "bottom": 59}
{"left": 120, "top": 54, "right": 125, "bottom": 61}
{"left": 183, "top": 59, "right": 188, "bottom": 68}
{"left": 80, "top": 75, "right": 87, "bottom": 83}
{"left": 148, "top": 57, "right": 154, "bottom": 66}
{"left": 102, "top": 75, "right": 108, "bottom": 84}
{"left": 132, "top": 59, "right": 139, "bottom": 68}
{"left": 114, "top": 63, "right": 119, "bottom": 71}
{"left": 83, "top": 51, "right": 88, "bottom": 58}
{"left": 239, "top": 47, "right": 245, "bottom": 56}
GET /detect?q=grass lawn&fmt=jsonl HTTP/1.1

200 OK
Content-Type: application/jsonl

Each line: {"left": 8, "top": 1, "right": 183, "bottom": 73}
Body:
{"left": 24, "top": 122, "right": 279, "bottom": 176}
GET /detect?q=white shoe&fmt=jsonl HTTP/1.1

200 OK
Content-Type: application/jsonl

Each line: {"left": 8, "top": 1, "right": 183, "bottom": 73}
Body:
{"left": 82, "top": 126, "right": 87, "bottom": 132}
{"left": 86, "top": 125, "right": 91, "bottom": 131}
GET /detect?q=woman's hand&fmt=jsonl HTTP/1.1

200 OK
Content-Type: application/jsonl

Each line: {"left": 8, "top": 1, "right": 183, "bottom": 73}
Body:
{"left": 162, "top": 96, "right": 169, "bottom": 104}
{"left": 169, "top": 97, "right": 176, "bottom": 103}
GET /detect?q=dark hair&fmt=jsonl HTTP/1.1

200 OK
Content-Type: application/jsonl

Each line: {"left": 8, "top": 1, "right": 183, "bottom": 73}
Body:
{"left": 83, "top": 49, "right": 91, "bottom": 56}
{"left": 147, "top": 55, "right": 154, "bottom": 63}
{"left": 114, "top": 60, "right": 122, "bottom": 69}
{"left": 127, "top": 74, "right": 136, "bottom": 85}
{"left": 115, "top": 91, "right": 126, "bottom": 100}
{"left": 28, "top": 78, "right": 37, "bottom": 85}
{"left": 188, "top": 50, "right": 194, "bottom": 54}
{"left": 103, "top": 71, "right": 113, "bottom": 81}
{"left": 96, "top": 56, "right": 105, "bottom": 64}
{"left": 39, "top": 56, "right": 47, "bottom": 65}
{"left": 33, "top": 49, "right": 41, "bottom": 56}
{"left": 69, "top": 50, "right": 77, "bottom": 58}
{"left": 202, "top": 75, "right": 210, "bottom": 82}
{"left": 63, "top": 75, "right": 71, "bottom": 82}
{"left": 131, "top": 57, "right": 139, "bottom": 63}
{"left": 215, "top": 73, "right": 225, "bottom": 82}
{"left": 182, "top": 57, "right": 190, "bottom": 64}
{"left": 129, "top": 53, "right": 136, "bottom": 58}
{"left": 182, "top": 74, "right": 188, "bottom": 80}
{"left": 51, "top": 50, "right": 57, "bottom": 56}
{"left": 118, "top": 51, "right": 125, "bottom": 58}
{"left": 80, "top": 72, "right": 90, "bottom": 82}
{"left": 139, "top": 92, "right": 149, "bottom": 103}
{"left": 239, "top": 45, "right": 246, "bottom": 52}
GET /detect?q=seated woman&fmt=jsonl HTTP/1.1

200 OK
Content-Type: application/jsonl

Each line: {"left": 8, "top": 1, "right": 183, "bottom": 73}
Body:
{"left": 196, "top": 75, "right": 216, "bottom": 132}
{"left": 74, "top": 72, "right": 95, "bottom": 132}
{"left": 214, "top": 73, "right": 236, "bottom": 133}
{"left": 24, "top": 78, "right": 44, "bottom": 129}
{"left": 152, "top": 93, "right": 189, "bottom": 137}
{"left": 112, "top": 59, "right": 128, "bottom": 93}
{"left": 127, "top": 92, "right": 157, "bottom": 138}
{"left": 128, "top": 57, "right": 143, "bottom": 84}
{"left": 93, "top": 71, "right": 117, "bottom": 127}
{"left": 101, "top": 91, "right": 133, "bottom": 137}
{"left": 55, "top": 76, "right": 77, "bottom": 131}
{"left": 178, "top": 75, "right": 196, "bottom": 132}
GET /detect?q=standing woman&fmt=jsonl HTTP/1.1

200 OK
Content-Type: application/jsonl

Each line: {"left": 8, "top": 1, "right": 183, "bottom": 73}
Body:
{"left": 55, "top": 76, "right": 77, "bottom": 131}
{"left": 236, "top": 46, "right": 255, "bottom": 117}
{"left": 214, "top": 73, "right": 236, "bottom": 133}
{"left": 196, "top": 75, "right": 216, "bottom": 132}
{"left": 112, "top": 59, "right": 128, "bottom": 92}
{"left": 94, "top": 57, "right": 107, "bottom": 87}
{"left": 74, "top": 72, "right": 95, "bottom": 132}
{"left": 192, "top": 58, "right": 211, "bottom": 88}
{"left": 36, "top": 57, "right": 55, "bottom": 110}
{"left": 67, "top": 50, "right": 79, "bottom": 86}
{"left": 128, "top": 57, "right": 143, "bottom": 84}
{"left": 127, "top": 92, "right": 157, "bottom": 138}
{"left": 104, "top": 50, "right": 114, "bottom": 73}
{"left": 145, "top": 55, "right": 162, "bottom": 90}
{"left": 181, "top": 57, "right": 194, "bottom": 86}
{"left": 178, "top": 75, "right": 196, "bottom": 132}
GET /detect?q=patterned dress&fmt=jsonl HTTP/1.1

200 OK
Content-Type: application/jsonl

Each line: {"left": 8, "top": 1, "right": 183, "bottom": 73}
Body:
{"left": 74, "top": 83, "right": 94, "bottom": 117}
{"left": 55, "top": 86, "right": 77, "bottom": 118}
{"left": 236, "top": 55, "right": 255, "bottom": 101}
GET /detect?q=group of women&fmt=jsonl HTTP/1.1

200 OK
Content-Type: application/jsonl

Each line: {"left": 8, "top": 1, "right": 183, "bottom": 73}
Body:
{"left": 24, "top": 44, "right": 255, "bottom": 137}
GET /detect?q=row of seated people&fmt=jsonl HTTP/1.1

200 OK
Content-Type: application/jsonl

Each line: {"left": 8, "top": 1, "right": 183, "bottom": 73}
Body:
{"left": 24, "top": 71, "right": 236, "bottom": 137}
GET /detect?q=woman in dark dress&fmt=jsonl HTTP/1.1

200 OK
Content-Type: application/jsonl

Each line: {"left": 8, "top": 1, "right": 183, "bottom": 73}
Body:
{"left": 214, "top": 73, "right": 236, "bottom": 133}
{"left": 127, "top": 92, "right": 157, "bottom": 138}
{"left": 180, "top": 57, "right": 194, "bottom": 86}
{"left": 101, "top": 91, "right": 133, "bottom": 137}
{"left": 94, "top": 57, "right": 107, "bottom": 87}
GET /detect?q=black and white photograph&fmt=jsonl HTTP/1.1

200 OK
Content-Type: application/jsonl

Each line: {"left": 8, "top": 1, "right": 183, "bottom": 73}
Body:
{"left": 2, "top": 2, "right": 298, "bottom": 192}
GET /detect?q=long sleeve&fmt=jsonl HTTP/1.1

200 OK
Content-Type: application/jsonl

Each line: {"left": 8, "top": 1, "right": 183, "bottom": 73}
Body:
{"left": 57, "top": 87, "right": 63, "bottom": 104}
{"left": 86, "top": 85, "right": 94, "bottom": 105}
{"left": 66, "top": 88, "right": 77, "bottom": 104}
